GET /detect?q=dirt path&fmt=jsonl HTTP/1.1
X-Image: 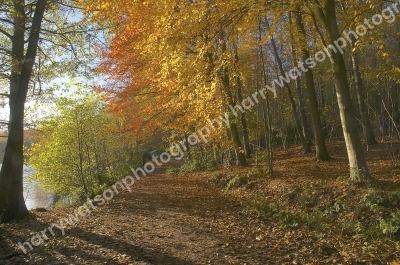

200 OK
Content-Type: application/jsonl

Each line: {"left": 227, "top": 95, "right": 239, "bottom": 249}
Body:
{"left": 1, "top": 165, "right": 283, "bottom": 265}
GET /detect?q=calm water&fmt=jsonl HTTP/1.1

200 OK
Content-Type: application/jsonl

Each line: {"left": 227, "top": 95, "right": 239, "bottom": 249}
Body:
{"left": 0, "top": 164, "right": 56, "bottom": 210}
{"left": 23, "top": 165, "right": 57, "bottom": 210}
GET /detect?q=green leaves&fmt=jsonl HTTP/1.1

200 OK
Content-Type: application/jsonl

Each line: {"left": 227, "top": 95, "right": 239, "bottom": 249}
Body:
{"left": 27, "top": 91, "right": 128, "bottom": 198}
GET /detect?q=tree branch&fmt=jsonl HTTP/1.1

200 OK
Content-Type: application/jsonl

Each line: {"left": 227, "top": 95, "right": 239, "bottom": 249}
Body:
{"left": 0, "top": 28, "right": 12, "bottom": 40}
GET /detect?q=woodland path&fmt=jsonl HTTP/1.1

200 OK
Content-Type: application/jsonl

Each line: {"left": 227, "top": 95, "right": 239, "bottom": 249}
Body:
{"left": 2, "top": 143, "right": 399, "bottom": 265}
{"left": 0, "top": 163, "right": 286, "bottom": 265}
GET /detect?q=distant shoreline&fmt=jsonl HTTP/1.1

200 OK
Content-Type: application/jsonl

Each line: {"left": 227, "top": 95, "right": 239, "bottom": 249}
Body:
{"left": 0, "top": 129, "right": 37, "bottom": 162}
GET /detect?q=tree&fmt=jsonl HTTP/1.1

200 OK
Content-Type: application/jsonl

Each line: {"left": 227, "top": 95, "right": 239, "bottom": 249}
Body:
{"left": 266, "top": 19, "right": 311, "bottom": 154}
{"left": 27, "top": 92, "right": 128, "bottom": 199}
{"left": 304, "top": 0, "right": 371, "bottom": 180}
{"left": 293, "top": 9, "right": 330, "bottom": 161}
{"left": 0, "top": 0, "right": 48, "bottom": 222}
{"left": 351, "top": 49, "right": 377, "bottom": 147}
{"left": 81, "top": 0, "right": 400, "bottom": 181}
{"left": 0, "top": 0, "right": 101, "bottom": 222}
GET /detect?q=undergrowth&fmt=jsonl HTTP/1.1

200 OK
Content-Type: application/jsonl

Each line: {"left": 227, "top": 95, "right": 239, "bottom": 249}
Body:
{"left": 239, "top": 185, "right": 400, "bottom": 241}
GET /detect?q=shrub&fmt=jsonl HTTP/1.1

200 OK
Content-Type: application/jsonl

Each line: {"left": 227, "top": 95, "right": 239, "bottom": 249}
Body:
{"left": 225, "top": 174, "right": 249, "bottom": 191}
{"left": 379, "top": 211, "right": 400, "bottom": 238}
{"left": 241, "top": 194, "right": 277, "bottom": 219}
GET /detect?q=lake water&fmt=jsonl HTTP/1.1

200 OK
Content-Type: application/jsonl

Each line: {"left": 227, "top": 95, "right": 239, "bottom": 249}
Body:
{"left": 22, "top": 165, "right": 57, "bottom": 210}
{"left": 0, "top": 164, "right": 56, "bottom": 210}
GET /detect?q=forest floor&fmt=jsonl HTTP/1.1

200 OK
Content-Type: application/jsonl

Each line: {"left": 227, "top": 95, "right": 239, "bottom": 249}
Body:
{"left": 1, "top": 141, "right": 400, "bottom": 264}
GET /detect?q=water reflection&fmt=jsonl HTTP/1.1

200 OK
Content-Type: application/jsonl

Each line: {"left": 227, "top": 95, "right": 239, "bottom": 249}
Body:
{"left": 22, "top": 165, "right": 57, "bottom": 210}
{"left": 0, "top": 163, "right": 80, "bottom": 210}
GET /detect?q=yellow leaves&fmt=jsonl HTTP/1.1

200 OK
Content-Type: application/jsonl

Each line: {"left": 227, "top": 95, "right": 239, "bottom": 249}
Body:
{"left": 365, "top": 0, "right": 378, "bottom": 10}
{"left": 394, "top": 67, "right": 400, "bottom": 74}
{"left": 77, "top": 0, "right": 267, "bottom": 139}
{"left": 100, "top": 2, "right": 110, "bottom": 9}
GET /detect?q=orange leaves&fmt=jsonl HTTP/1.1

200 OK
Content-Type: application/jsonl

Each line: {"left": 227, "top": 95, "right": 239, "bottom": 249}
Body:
{"left": 79, "top": 0, "right": 271, "bottom": 142}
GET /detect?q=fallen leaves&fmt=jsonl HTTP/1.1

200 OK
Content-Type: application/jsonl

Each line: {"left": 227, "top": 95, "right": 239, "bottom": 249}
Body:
{"left": 1, "top": 142, "right": 399, "bottom": 264}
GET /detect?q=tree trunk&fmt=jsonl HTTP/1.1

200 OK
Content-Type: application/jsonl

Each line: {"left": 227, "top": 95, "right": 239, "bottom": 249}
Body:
{"left": 313, "top": 0, "right": 371, "bottom": 180}
{"left": 289, "top": 14, "right": 312, "bottom": 153}
{"left": 10, "top": 0, "right": 25, "bottom": 118}
{"left": 292, "top": 50, "right": 312, "bottom": 152}
{"left": 184, "top": 132, "right": 191, "bottom": 160}
{"left": 236, "top": 80, "right": 252, "bottom": 159}
{"left": 233, "top": 43, "right": 252, "bottom": 158}
{"left": 240, "top": 112, "right": 251, "bottom": 159}
{"left": 219, "top": 36, "right": 247, "bottom": 167}
{"left": 259, "top": 29, "right": 273, "bottom": 175}
{"left": 351, "top": 52, "right": 377, "bottom": 147}
{"left": 229, "top": 120, "right": 247, "bottom": 166}
{"left": 268, "top": 22, "right": 310, "bottom": 153}
{"left": 261, "top": 97, "right": 273, "bottom": 174}
{"left": 0, "top": 0, "right": 48, "bottom": 222}
{"left": 295, "top": 11, "right": 330, "bottom": 161}
{"left": 221, "top": 69, "right": 247, "bottom": 167}
{"left": 213, "top": 144, "right": 221, "bottom": 166}
{"left": 0, "top": 0, "right": 27, "bottom": 222}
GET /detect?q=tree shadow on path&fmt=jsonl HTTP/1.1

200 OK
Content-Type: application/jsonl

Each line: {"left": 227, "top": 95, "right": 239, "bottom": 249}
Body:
{"left": 65, "top": 226, "right": 196, "bottom": 265}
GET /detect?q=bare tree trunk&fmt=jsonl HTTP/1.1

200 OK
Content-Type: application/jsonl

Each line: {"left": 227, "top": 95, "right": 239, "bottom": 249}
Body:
{"left": 9, "top": 0, "right": 25, "bottom": 119}
{"left": 0, "top": 0, "right": 48, "bottom": 222}
{"left": 240, "top": 111, "right": 251, "bottom": 159}
{"left": 222, "top": 72, "right": 247, "bottom": 167}
{"left": 261, "top": 97, "right": 273, "bottom": 174}
{"left": 219, "top": 71, "right": 247, "bottom": 166}
{"left": 184, "top": 132, "right": 191, "bottom": 160}
{"left": 351, "top": 52, "right": 377, "bottom": 147}
{"left": 268, "top": 22, "right": 310, "bottom": 153}
{"left": 236, "top": 80, "right": 252, "bottom": 159}
{"left": 0, "top": 0, "right": 27, "bottom": 221}
{"left": 259, "top": 28, "right": 273, "bottom": 175}
{"left": 295, "top": 11, "right": 330, "bottom": 161}
{"left": 310, "top": 0, "right": 371, "bottom": 180}
{"left": 219, "top": 36, "right": 247, "bottom": 167}
{"left": 289, "top": 14, "right": 312, "bottom": 153}
{"left": 292, "top": 51, "right": 313, "bottom": 151}
{"left": 229, "top": 120, "right": 247, "bottom": 166}
{"left": 233, "top": 42, "right": 252, "bottom": 158}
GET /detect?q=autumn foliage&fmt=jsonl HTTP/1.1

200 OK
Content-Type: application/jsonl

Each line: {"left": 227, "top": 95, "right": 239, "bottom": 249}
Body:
{"left": 80, "top": 0, "right": 400, "bottom": 178}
